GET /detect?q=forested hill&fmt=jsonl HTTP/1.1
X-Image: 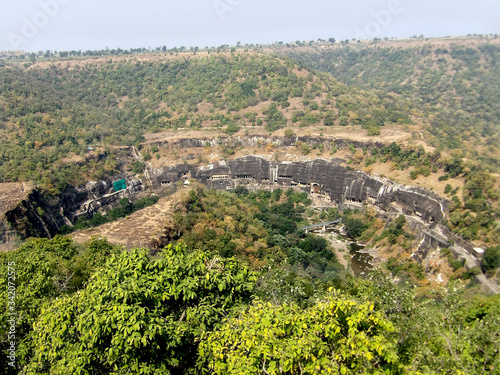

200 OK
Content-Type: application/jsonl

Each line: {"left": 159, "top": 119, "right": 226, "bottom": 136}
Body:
{"left": 0, "top": 52, "right": 417, "bottom": 186}
{"left": 0, "top": 40, "right": 499, "bottom": 374}
{"left": 275, "top": 37, "right": 500, "bottom": 171}
{"left": 1, "top": 42, "right": 500, "bottom": 244}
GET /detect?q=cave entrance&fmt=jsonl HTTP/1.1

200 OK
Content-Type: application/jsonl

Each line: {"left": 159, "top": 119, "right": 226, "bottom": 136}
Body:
{"left": 312, "top": 183, "right": 320, "bottom": 194}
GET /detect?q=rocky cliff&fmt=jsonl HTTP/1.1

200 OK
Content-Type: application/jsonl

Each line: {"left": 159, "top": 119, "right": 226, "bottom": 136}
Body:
{"left": 1, "top": 155, "right": 494, "bottom": 291}
{"left": 1, "top": 176, "right": 144, "bottom": 244}
{"left": 2, "top": 156, "right": 448, "bottom": 244}
{"left": 151, "top": 156, "right": 449, "bottom": 226}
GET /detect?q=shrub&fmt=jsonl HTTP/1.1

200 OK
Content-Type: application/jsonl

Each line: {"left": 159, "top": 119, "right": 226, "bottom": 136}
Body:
{"left": 482, "top": 246, "right": 500, "bottom": 271}
{"left": 367, "top": 125, "right": 381, "bottom": 136}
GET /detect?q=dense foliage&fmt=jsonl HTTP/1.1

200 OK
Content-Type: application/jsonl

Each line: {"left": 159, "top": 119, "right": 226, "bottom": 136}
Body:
{"left": 199, "top": 296, "right": 401, "bottom": 374}
{"left": 1, "top": 232, "right": 498, "bottom": 374}
{"left": 26, "top": 244, "right": 255, "bottom": 374}
{"left": 279, "top": 41, "right": 500, "bottom": 171}
{"left": 165, "top": 185, "right": 345, "bottom": 288}
{"left": 0, "top": 236, "right": 122, "bottom": 373}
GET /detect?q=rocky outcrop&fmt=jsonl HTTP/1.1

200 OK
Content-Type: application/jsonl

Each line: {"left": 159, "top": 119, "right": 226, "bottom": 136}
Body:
{"left": 2, "top": 176, "right": 144, "bottom": 241}
{"left": 151, "top": 156, "right": 449, "bottom": 225}
{"left": 1, "top": 156, "right": 448, "bottom": 243}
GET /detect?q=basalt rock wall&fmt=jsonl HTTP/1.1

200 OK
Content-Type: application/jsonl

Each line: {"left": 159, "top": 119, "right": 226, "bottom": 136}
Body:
{"left": 2, "top": 156, "right": 448, "bottom": 245}
{"left": 151, "top": 156, "right": 449, "bottom": 225}
{"left": 2, "top": 176, "right": 144, "bottom": 241}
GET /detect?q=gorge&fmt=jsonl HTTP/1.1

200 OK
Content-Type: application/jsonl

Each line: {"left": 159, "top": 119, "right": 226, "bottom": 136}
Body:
{"left": 2, "top": 148, "right": 496, "bottom": 292}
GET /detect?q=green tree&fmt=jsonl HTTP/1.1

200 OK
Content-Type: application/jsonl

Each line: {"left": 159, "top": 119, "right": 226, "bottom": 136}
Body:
{"left": 342, "top": 217, "right": 368, "bottom": 239}
{"left": 482, "top": 246, "right": 500, "bottom": 271}
{"left": 224, "top": 122, "right": 240, "bottom": 135}
{"left": 0, "top": 237, "right": 122, "bottom": 374}
{"left": 198, "top": 293, "right": 401, "bottom": 374}
{"left": 263, "top": 103, "right": 287, "bottom": 132}
{"left": 27, "top": 244, "right": 256, "bottom": 374}
{"left": 324, "top": 112, "right": 336, "bottom": 126}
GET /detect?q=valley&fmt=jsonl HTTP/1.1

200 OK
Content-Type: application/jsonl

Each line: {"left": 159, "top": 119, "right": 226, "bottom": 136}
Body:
{"left": 1, "top": 35, "right": 499, "bottom": 374}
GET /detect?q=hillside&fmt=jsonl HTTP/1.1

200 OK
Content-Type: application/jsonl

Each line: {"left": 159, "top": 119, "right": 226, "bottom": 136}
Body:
{"left": 275, "top": 37, "right": 500, "bottom": 171}
{"left": 1, "top": 51, "right": 422, "bottom": 187}
{"left": 1, "top": 41, "right": 499, "bottom": 245}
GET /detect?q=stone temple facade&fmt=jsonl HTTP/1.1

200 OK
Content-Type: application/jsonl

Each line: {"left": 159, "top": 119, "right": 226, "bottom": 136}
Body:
{"left": 150, "top": 156, "right": 448, "bottom": 226}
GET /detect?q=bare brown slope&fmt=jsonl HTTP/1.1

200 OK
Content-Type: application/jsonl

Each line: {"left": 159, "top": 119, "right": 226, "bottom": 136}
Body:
{"left": 71, "top": 195, "right": 174, "bottom": 248}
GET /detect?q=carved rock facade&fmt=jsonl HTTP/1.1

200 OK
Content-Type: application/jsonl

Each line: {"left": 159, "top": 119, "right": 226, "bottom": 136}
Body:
{"left": 151, "top": 156, "right": 448, "bottom": 225}
{"left": 1, "top": 156, "right": 448, "bottom": 244}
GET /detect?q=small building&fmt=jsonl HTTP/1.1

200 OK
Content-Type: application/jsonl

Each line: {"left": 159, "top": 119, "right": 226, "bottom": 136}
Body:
{"left": 473, "top": 247, "right": 485, "bottom": 259}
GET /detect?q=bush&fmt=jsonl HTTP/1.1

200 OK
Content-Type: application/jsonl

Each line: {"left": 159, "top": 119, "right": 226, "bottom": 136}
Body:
{"left": 469, "top": 266, "right": 482, "bottom": 276}
{"left": 482, "top": 246, "right": 500, "bottom": 271}
{"left": 131, "top": 160, "right": 145, "bottom": 174}
{"left": 342, "top": 217, "right": 368, "bottom": 239}
{"left": 224, "top": 122, "right": 240, "bottom": 135}
{"left": 324, "top": 113, "right": 335, "bottom": 126}
{"left": 451, "top": 259, "right": 466, "bottom": 271}
{"left": 367, "top": 125, "right": 381, "bottom": 136}
{"left": 296, "top": 141, "right": 311, "bottom": 155}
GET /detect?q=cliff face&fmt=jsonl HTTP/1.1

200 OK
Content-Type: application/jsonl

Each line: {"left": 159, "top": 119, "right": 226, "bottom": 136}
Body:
{"left": 1, "top": 156, "right": 448, "bottom": 244}
{"left": 2, "top": 176, "right": 144, "bottom": 242}
{"left": 152, "top": 156, "right": 449, "bottom": 226}
{"left": 2, "top": 156, "right": 493, "bottom": 291}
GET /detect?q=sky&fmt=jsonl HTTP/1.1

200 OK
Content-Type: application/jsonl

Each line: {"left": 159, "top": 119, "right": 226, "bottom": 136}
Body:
{"left": 1, "top": 0, "right": 499, "bottom": 52}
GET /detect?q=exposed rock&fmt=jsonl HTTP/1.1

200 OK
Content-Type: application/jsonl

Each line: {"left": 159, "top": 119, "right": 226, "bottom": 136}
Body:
{"left": 2, "top": 176, "right": 145, "bottom": 241}
{"left": 152, "top": 156, "right": 449, "bottom": 226}
{"left": 0, "top": 156, "right": 450, "bottom": 249}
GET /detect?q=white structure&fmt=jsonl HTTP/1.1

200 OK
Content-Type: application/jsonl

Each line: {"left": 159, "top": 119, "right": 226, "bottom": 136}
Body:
{"left": 473, "top": 247, "right": 485, "bottom": 259}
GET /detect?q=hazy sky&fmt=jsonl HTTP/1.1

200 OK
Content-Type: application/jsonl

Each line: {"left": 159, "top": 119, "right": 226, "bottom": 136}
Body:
{"left": 1, "top": 0, "right": 499, "bottom": 52}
